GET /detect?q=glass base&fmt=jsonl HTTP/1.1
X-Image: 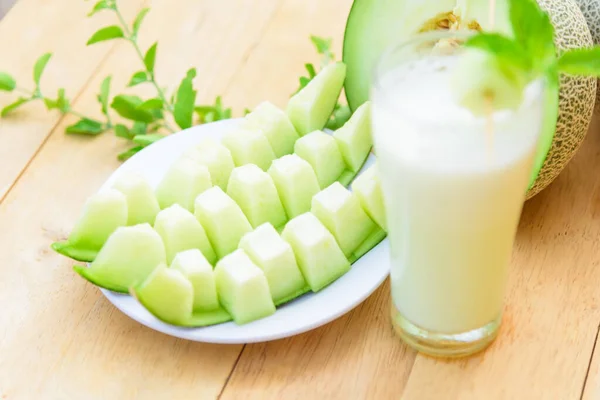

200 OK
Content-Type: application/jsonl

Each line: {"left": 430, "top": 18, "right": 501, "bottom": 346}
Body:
{"left": 391, "top": 303, "right": 501, "bottom": 358}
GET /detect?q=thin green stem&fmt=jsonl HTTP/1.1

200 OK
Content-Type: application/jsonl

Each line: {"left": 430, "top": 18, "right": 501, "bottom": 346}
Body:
{"left": 15, "top": 87, "right": 33, "bottom": 96}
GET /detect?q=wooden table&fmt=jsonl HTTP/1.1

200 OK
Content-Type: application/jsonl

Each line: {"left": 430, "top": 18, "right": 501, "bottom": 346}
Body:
{"left": 1, "top": 0, "right": 600, "bottom": 398}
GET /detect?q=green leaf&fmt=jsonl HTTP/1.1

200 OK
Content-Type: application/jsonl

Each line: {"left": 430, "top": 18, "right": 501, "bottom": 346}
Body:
{"left": 43, "top": 97, "right": 58, "bottom": 110}
{"left": 325, "top": 104, "right": 352, "bottom": 130}
{"left": 144, "top": 42, "right": 157, "bottom": 73}
{"left": 65, "top": 118, "right": 105, "bottom": 135}
{"left": 127, "top": 71, "right": 148, "bottom": 87}
{"left": 98, "top": 76, "right": 111, "bottom": 115}
{"left": 131, "top": 121, "right": 147, "bottom": 135}
{"left": 1, "top": 97, "right": 30, "bottom": 117}
{"left": 464, "top": 33, "right": 530, "bottom": 71}
{"left": 118, "top": 145, "right": 144, "bottom": 161}
{"left": 173, "top": 68, "right": 197, "bottom": 130}
{"left": 0, "top": 72, "right": 16, "bottom": 91}
{"left": 310, "top": 36, "right": 332, "bottom": 55}
{"left": 558, "top": 48, "right": 600, "bottom": 76}
{"left": 243, "top": 108, "right": 251, "bottom": 116}
{"left": 56, "top": 88, "right": 70, "bottom": 112}
{"left": 132, "top": 133, "right": 163, "bottom": 146}
{"left": 114, "top": 123, "right": 132, "bottom": 139}
{"left": 110, "top": 95, "right": 155, "bottom": 122}
{"left": 132, "top": 8, "right": 150, "bottom": 38}
{"left": 305, "top": 63, "right": 316, "bottom": 78}
{"left": 138, "top": 98, "right": 163, "bottom": 110}
{"left": 87, "top": 0, "right": 114, "bottom": 16}
{"left": 33, "top": 53, "right": 52, "bottom": 87}
{"left": 86, "top": 26, "right": 124, "bottom": 45}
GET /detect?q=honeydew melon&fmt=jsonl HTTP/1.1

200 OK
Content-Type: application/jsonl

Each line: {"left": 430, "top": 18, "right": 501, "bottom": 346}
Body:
{"left": 281, "top": 213, "right": 350, "bottom": 292}
{"left": 112, "top": 171, "right": 160, "bottom": 225}
{"left": 171, "top": 249, "right": 219, "bottom": 312}
{"left": 222, "top": 128, "right": 277, "bottom": 171}
{"left": 243, "top": 101, "right": 299, "bottom": 157}
{"left": 239, "top": 223, "right": 308, "bottom": 305}
{"left": 154, "top": 204, "right": 217, "bottom": 265}
{"left": 155, "top": 158, "right": 212, "bottom": 212}
{"left": 268, "top": 154, "right": 321, "bottom": 219}
{"left": 74, "top": 224, "right": 166, "bottom": 293}
{"left": 294, "top": 131, "right": 346, "bottom": 189}
{"left": 351, "top": 164, "right": 387, "bottom": 231}
{"left": 194, "top": 186, "right": 252, "bottom": 259}
{"left": 183, "top": 138, "right": 235, "bottom": 190}
{"left": 51, "top": 189, "right": 127, "bottom": 262}
{"left": 333, "top": 101, "right": 373, "bottom": 173}
{"left": 226, "top": 164, "right": 287, "bottom": 229}
{"left": 215, "top": 249, "right": 276, "bottom": 324}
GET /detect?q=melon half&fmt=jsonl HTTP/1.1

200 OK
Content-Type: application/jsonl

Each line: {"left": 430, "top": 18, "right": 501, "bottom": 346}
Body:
{"left": 342, "top": 0, "right": 596, "bottom": 198}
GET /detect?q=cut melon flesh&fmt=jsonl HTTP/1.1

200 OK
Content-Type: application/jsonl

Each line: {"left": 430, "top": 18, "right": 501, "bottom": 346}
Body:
{"left": 295, "top": 130, "right": 346, "bottom": 189}
{"left": 227, "top": 164, "right": 287, "bottom": 229}
{"left": 171, "top": 249, "right": 219, "bottom": 312}
{"left": 74, "top": 224, "right": 166, "bottom": 293}
{"left": 194, "top": 186, "right": 252, "bottom": 260}
{"left": 351, "top": 164, "right": 387, "bottom": 231}
{"left": 52, "top": 189, "right": 128, "bottom": 262}
{"left": 268, "top": 154, "right": 321, "bottom": 219}
{"left": 333, "top": 101, "right": 373, "bottom": 173}
{"left": 239, "top": 223, "right": 308, "bottom": 305}
{"left": 281, "top": 213, "right": 350, "bottom": 292}
{"left": 243, "top": 101, "right": 299, "bottom": 157}
{"left": 155, "top": 158, "right": 212, "bottom": 212}
{"left": 215, "top": 249, "right": 276, "bottom": 324}
{"left": 311, "top": 182, "right": 378, "bottom": 257}
{"left": 286, "top": 62, "right": 347, "bottom": 136}
{"left": 222, "top": 128, "right": 276, "bottom": 171}
{"left": 154, "top": 204, "right": 217, "bottom": 265}
{"left": 112, "top": 171, "right": 160, "bottom": 225}
{"left": 183, "top": 138, "right": 235, "bottom": 190}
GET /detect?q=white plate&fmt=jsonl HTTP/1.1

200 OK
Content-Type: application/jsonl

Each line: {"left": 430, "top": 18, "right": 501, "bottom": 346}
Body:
{"left": 97, "top": 118, "right": 390, "bottom": 344}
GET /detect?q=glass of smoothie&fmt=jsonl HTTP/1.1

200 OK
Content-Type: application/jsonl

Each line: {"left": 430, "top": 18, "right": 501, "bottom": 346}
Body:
{"left": 370, "top": 30, "right": 546, "bottom": 358}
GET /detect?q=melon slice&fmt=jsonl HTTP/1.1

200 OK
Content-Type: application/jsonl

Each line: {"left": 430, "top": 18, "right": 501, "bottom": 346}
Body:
{"left": 351, "top": 164, "right": 387, "bottom": 231}
{"left": 243, "top": 101, "right": 299, "bottom": 157}
{"left": 155, "top": 157, "right": 212, "bottom": 212}
{"left": 333, "top": 101, "right": 373, "bottom": 173}
{"left": 281, "top": 213, "right": 350, "bottom": 292}
{"left": 73, "top": 224, "right": 166, "bottom": 293}
{"left": 112, "top": 171, "right": 160, "bottom": 225}
{"left": 215, "top": 249, "right": 276, "bottom": 324}
{"left": 51, "top": 189, "right": 128, "bottom": 262}
{"left": 154, "top": 204, "right": 217, "bottom": 265}
{"left": 171, "top": 249, "right": 219, "bottom": 312}
{"left": 294, "top": 130, "right": 346, "bottom": 189}
{"left": 221, "top": 128, "right": 276, "bottom": 171}
{"left": 227, "top": 164, "right": 287, "bottom": 229}
{"left": 194, "top": 186, "right": 252, "bottom": 259}
{"left": 311, "top": 182, "right": 377, "bottom": 257}
{"left": 286, "top": 62, "right": 347, "bottom": 136}
{"left": 267, "top": 154, "right": 320, "bottom": 219}
{"left": 183, "top": 138, "right": 235, "bottom": 190}
{"left": 239, "top": 223, "right": 308, "bottom": 305}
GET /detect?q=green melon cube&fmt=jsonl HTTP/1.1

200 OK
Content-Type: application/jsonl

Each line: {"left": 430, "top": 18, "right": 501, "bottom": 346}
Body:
{"left": 183, "top": 138, "right": 235, "bottom": 190}
{"left": 222, "top": 128, "right": 276, "bottom": 171}
{"left": 239, "top": 223, "right": 307, "bottom": 305}
{"left": 154, "top": 204, "right": 217, "bottom": 265}
{"left": 281, "top": 213, "right": 350, "bottom": 292}
{"left": 351, "top": 164, "right": 387, "bottom": 231}
{"left": 267, "top": 154, "right": 320, "bottom": 219}
{"left": 74, "top": 224, "right": 166, "bottom": 293}
{"left": 155, "top": 157, "right": 212, "bottom": 212}
{"left": 294, "top": 130, "right": 345, "bottom": 189}
{"left": 112, "top": 171, "right": 160, "bottom": 225}
{"left": 215, "top": 249, "right": 275, "bottom": 324}
{"left": 311, "top": 182, "right": 377, "bottom": 257}
{"left": 333, "top": 101, "right": 372, "bottom": 173}
{"left": 171, "top": 249, "right": 219, "bottom": 312}
{"left": 242, "top": 101, "right": 299, "bottom": 157}
{"left": 286, "top": 62, "right": 347, "bottom": 136}
{"left": 134, "top": 263, "right": 194, "bottom": 325}
{"left": 194, "top": 186, "right": 252, "bottom": 259}
{"left": 227, "top": 164, "right": 287, "bottom": 229}
{"left": 51, "top": 189, "right": 128, "bottom": 262}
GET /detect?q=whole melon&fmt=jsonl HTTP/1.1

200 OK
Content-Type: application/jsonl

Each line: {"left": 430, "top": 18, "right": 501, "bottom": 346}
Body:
{"left": 573, "top": 0, "right": 600, "bottom": 111}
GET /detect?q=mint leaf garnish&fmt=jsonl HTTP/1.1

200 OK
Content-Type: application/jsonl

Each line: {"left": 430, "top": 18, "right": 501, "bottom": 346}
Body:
{"left": 86, "top": 26, "right": 124, "bottom": 45}
{"left": 0, "top": 72, "right": 16, "bottom": 92}
{"left": 558, "top": 48, "right": 600, "bottom": 76}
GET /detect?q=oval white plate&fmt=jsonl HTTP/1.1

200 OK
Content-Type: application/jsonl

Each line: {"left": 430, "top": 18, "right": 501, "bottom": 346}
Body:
{"left": 97, "top": 118, "right": 390, "bottom": 344}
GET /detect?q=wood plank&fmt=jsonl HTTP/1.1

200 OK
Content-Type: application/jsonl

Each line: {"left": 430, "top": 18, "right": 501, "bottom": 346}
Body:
{"left": 581, "top": 324, "right": 600, "bottom": 400}
{"left": 0, "top": 0, "right": 283, "bottom": 398}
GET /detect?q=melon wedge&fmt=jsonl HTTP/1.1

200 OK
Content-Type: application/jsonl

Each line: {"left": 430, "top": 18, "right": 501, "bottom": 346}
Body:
{"left": 243, "top": 101, "right": 299, "bottom": 157}
{"left": 51, "top": 189, "right": 128, "bottom": 262}
{"left": 286, "top": 62, "right": 347, "bottom": 136}
{"left": 183, "top": 138, "right": 235, "bottom": 190}
{"left": 171, "top": 249, "right": 219, "bottom": 312}
{"left": 294, "top": 130, "right": 346, "bottom": 189}
{"left": 222, "top": 128, "right": 276, "bottom": 171}
{"left": 311, "top": 182, "right": 377, "bottom": 257}
{"left": 351, "top": 164, "right": 387, "bottom": 231}
{"left": 268, "top": 154, "right": 320, "bottom": 219}
{"left": 227, "top": 164, "right": 287, "bottom": 229}
{"left": 333, "top": 101, "right": 372, "bottom": 173}
{"left": 112, "top": 171, "right": 160, "bottom": 225}
{"left": 74, "top": 223, "right": 166, "bottom": 293}
{"left": 154, "top": 204, "right": 216, "bottom": 265}
{"left": 155, "top": 157, "right": 212, "bottom": 212}
{"left": 215, "top": 249, "right": 276, "bottom": 324}
{"left": 194, "top": 186, "right": 252, "bottom": 259}
{"left": 239, "top": 223, "right": 308, "bottom": 305}
{"left": 281, "top": 213, "right": 350, "bottom": 292}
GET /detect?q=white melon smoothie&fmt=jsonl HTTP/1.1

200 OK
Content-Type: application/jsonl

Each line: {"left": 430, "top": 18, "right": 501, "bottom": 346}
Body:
{"left": 371, "top": 34, "right": 545, "bottom": 357}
